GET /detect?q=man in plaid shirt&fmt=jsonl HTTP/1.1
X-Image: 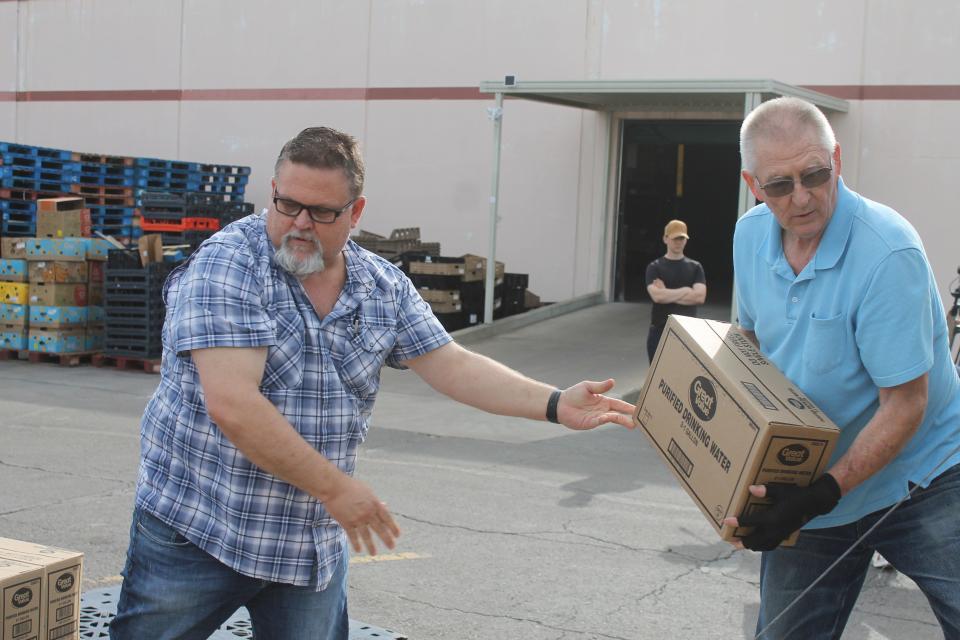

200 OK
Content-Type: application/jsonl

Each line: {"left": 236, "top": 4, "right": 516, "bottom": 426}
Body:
{"left": 110, "top": 127, "right": 636, "bottom": 640}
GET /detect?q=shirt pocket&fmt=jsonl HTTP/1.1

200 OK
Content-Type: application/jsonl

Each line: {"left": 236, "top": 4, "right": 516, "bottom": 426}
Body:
{"left": 338, "top": 323, "right": 396, "bottom": 399}
{"left": 260, "top": 311, "right": 305, "bottom": 389}
{"left": 803, "top": 312, "right": 846, "bottom": 374}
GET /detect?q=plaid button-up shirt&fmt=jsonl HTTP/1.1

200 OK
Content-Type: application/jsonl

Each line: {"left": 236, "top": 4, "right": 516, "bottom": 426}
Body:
{"left": 135, "top": 213, "right": 451, "bottom": 589}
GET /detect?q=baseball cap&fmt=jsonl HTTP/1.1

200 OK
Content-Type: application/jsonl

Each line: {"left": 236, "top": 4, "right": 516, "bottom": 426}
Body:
{"left": 664, "top": 219, "right": 689, "bottom": 239}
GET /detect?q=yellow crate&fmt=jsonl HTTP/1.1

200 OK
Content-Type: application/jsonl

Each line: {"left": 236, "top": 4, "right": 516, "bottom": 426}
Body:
{"left": 0, "top": 282, "right": 29, "bottom": 305}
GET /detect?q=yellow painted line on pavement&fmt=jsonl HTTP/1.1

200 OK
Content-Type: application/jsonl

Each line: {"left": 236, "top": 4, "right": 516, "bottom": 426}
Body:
{"left": 350, "top": 551, "right": 429, "bottom": 565}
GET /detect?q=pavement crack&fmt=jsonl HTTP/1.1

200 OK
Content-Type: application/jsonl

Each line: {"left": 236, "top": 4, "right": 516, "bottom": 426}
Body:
{"left": 371, "top": 590, "right": 633, "bottom": 640}
{"left": 0, "top": 485, "right": 134, "bottom": 518}
{"left": 0, "top": 457, "right": 129, "bottom": 484}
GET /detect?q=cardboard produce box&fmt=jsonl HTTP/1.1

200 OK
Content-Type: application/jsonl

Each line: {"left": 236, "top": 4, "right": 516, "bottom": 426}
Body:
{"left": 29, "top": 328, "right": 85, "bottom": 353}
{"left": 633, "top": 315, "right": 840, "bottom": 546}
{"left": 0, "top": 304, "right": 27, "bottom": 326}
{"left": 27, "top": 261, "right": 88, "bottom": 285}
{"left": 28, "top": 284, "right": 87, "bottom": 307}
{"left": 0, "top": 325, "right": 28, "bottom": 350}
{"left": 36, "top": 209, "right": 91, "bottom": 239}
{"left": 0, "top": 537, "right": 83, "bottom": 640}
{"left": 0, "top": 557, "right": 43, "bottom": 640}
{"left": 0, "top": 283, "right": 29, "bottom": 306}
{"left": 0, "top": 259, "right": 27, "bottom": 283}
{"left": 0, "top": 238, "right": 28, "bottom": 260}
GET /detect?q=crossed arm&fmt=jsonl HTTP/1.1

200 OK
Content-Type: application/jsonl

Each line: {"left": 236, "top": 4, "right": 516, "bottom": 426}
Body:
{"left": 647, "top": 279, "right": 707, "bottom": 305}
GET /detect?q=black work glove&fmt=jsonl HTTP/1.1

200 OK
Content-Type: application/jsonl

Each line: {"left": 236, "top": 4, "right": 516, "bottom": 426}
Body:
{"left": 738, "top": 474, "right": 841, "bottom": 551}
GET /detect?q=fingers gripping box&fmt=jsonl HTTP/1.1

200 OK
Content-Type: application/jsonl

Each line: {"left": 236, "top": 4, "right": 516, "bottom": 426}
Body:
{"left": 633, "top": 315, "right": 840, "bottom": 545}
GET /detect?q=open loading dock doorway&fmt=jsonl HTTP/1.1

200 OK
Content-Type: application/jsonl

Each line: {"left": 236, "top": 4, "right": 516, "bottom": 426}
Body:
{"left": 614, "top": 120, "right": 742, "bottom": 306}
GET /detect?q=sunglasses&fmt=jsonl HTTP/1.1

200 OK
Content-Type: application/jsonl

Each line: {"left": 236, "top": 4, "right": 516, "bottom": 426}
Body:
{"left": 756, "top": 164, "right": 833, "bottom": 198}
{"left": 272, "top": 190, "right": 356, "bottom": 224}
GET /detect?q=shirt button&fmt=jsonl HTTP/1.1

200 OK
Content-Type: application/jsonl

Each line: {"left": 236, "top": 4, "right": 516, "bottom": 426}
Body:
{"left": 791, "top": 297, "right": 799, "bottom": 303}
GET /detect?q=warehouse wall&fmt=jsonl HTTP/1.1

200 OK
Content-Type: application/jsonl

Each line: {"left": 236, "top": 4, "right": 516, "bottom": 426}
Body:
{"left": 2, "top": 0, "right": 959, "bottom": 306}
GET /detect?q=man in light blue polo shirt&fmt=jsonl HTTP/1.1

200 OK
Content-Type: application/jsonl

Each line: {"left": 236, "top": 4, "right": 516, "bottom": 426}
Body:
{"left": 725, "top": 97, "right": 960, "bottom": 638}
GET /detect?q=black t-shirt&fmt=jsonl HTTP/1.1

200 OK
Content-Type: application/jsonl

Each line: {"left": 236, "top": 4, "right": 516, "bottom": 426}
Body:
{"left": 645, "top": 256, "right": 706, "bottom": 328}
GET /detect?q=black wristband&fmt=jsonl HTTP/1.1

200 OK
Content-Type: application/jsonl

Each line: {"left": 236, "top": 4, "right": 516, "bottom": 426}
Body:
{"left": 546, "top": 389, "right": 562, "bottom": 424}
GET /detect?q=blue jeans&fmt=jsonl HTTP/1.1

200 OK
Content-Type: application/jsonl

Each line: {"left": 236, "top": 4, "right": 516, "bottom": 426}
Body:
{"left": 757, "top": 463, "right": 960, "bottom": 639}
{"left": 110, "top": 508, "right": 349, "bottom": 640}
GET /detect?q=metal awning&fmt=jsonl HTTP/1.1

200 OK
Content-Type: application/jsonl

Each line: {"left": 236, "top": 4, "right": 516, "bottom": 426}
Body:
{"left": 478, "top": 79, "right": 848, "bottom": 114}
{"left": 473, "top": 80, "right": 848, "bottom": 323}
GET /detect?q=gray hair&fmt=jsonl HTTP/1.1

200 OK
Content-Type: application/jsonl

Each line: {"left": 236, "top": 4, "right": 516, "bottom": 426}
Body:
{"left": 274, "top": 127, "right": 365, "bottom": 198}
{"left": 739, "top": 97, "right": 836, "bottom": 173}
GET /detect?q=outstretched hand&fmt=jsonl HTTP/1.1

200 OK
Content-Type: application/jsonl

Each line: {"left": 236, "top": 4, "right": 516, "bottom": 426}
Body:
{"left": 556, "top": 379, "right": 637, "bottom": 431}
{"left": 324, "top": 474, "right": 401, "bottom": 556}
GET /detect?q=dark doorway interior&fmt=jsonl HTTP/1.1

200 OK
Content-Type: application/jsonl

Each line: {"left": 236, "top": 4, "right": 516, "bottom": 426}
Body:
{"left": 614, "top": 120, "right": 742, "bottom": 307}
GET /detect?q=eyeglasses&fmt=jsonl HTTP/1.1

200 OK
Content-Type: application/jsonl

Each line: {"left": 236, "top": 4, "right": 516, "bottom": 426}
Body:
{"left": 272, "top": 190, "right": 356, "bottom": 224}
{"left": 756, "top": 163, "right": 833, "bottom": 198}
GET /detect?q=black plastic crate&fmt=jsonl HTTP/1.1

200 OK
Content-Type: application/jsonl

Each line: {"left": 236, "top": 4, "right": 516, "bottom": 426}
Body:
{"left": 503, "top": 272, "right": 529, "bottom": 291}
{"left": 459, "top": 282, "right": 503, "bottom": 309}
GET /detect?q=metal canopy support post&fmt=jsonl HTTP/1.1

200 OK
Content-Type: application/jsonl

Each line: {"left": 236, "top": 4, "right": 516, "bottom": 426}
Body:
{"left": 730, "top": 91, "right": 764, "bottom": 323}
{"left": 485, "top": 92, "right": 504, "bottom": 324}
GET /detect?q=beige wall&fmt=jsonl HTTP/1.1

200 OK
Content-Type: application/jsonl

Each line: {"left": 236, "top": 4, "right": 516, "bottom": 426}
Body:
{"left": 2, "top": 0, "right": 959, "bottom": 306}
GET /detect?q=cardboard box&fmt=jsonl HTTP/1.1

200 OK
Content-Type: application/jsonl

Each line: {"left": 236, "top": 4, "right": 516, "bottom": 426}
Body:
{"left": 36, "top": 210, "right": 91, "bottom": 239}
{"left": 0, "top": 283, "right": 29, "bottom": 305}
{"left": 85, "top": 238, "right": 115, "bottom": 261}
{"left": 0, "top": 325, "right": 28, "bottom": 350}
{"left": 27, "top": 261, "right": 88, "bottom": 285}
{"left": 24, "top": 239, "right": 86, "bottom": 262}
{"left": 0, "top": 304, "right": 27, "bottom": 326}
{"left": 461, "top": 254, "right": 505, "bottom": 283}
{"left": 419, "top": 288, "right": 460, "bottom": 303}
{"left": 428, "top": 300, "right": 462, "bottom": 314}
{"left": 0, "top": 238, "right": 28, "bottom": 260}
{"left": 29, "top": 328, "right": 85, "bottom": 354}
{"left": 29, "top": 306, "right": 89, "bottom": 328}
{"left": 86, "top": 261, "right": 104, "bottom": 284}
{"left": 85, "top": 330, "right": 104, "bottom": 352}
{"left": 86, "top": 281, "right": 103, "bottom": 306}
{"left": 0, "top": 537, "right": 83, "bottom": 640}
{"left": 0, "top": 260, "right": 27, "bottom": 283}
{"left": 0, "top": 557, "right": 43, "bottom": 640}
{"left": 633, "top": 315, "right": 840, "bottom": 546}
{"left": 37, "top": 197, "right": 84, "bottom": 213}
{"left": 28, "top": 284, "right": 86, "bottom": 307}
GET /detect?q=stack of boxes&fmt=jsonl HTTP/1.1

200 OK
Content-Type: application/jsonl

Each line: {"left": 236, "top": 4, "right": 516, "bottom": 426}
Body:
{"left": 398, "top": 253, "right": 505, "bottom": 331}
{"left": 23, "top": 197, "right": 109, "bottom": 354}
{"left": 0, "top": 537, "right": 83, "bottom": 640}
{"left": 0, "top": 237, "right": 29, "bottom": 350}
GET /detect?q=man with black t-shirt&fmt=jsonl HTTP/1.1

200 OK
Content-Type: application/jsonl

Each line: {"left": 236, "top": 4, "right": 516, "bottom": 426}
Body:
{"left": 644, "top": 219, "right": 707, "bottom": 361}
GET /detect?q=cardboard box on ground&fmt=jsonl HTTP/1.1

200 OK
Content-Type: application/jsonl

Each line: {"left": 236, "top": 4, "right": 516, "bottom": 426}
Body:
{"left": 0, "top": 537, "right": 83, "bottom": 640}
{"left": 633, "top": 315, "right": 840, "bottom": 546}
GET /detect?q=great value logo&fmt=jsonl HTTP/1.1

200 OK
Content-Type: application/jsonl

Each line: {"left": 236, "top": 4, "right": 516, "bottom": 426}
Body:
{"left": 689, "top": 376, "right": 717, "bottom": 421}
{"left": 777, "top": 444, "right": 810, "bottom": 466}
{"left": 12, "top": 586, "right": 33, "bottom": 608}
{"left": 55, "top": 572, "right": 74, "bottom": 593}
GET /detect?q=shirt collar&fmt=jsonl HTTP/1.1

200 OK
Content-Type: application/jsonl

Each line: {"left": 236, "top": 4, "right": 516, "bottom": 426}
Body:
{"left": 758, "top": 176, "right": 857, "bottom": 278}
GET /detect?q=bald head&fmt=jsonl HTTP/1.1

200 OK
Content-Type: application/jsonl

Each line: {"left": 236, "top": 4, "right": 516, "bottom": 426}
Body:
{"left": 740, "top": 97, "right": 836, "bottom": 173}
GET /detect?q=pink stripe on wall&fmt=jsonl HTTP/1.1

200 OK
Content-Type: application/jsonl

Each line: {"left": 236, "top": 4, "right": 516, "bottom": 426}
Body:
{"left": 1, "top": 85, "right": 958, "bottom": 103}
{"left": 802, "top": 85, "right": 960, "bottom": 100}
{"left": 9, "top": 87, "right": 485, "bottom": 102}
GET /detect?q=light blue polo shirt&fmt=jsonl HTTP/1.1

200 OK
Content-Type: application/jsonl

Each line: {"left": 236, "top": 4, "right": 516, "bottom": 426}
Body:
{"left": 734, "top": 178, "right": 960, "bottom": 528}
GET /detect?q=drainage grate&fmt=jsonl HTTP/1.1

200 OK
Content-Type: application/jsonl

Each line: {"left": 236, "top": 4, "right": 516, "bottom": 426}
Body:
{"left": 80, "top": 586, "right": 407, "bottom": 639}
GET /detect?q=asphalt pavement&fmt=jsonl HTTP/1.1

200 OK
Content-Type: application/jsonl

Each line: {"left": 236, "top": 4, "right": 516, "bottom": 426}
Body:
{"left": 0, "top": 301, "right": 942, "bottom": 639}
